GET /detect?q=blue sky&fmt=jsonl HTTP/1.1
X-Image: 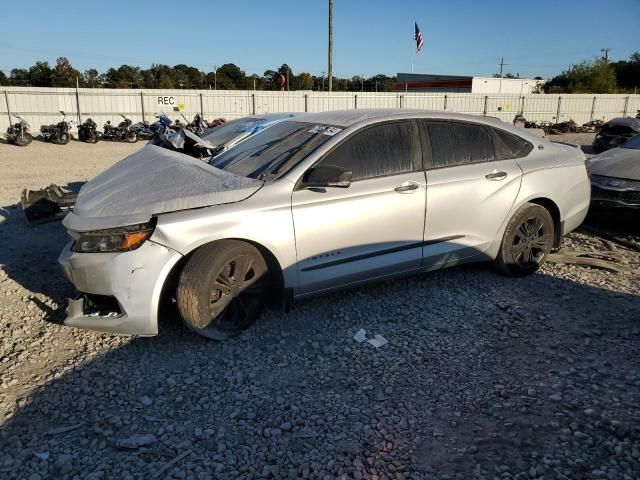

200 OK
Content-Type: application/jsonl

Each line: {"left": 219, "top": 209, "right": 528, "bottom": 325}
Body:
{"left": 1, "top": 0, "right": 638, "bottom": 80}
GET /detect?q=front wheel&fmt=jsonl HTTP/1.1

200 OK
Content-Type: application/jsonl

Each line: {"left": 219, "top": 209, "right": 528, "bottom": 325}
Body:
{"left": 14, "top": 132, "right": 32, "bottom": 146}
{"left": 495, "top": 203, "right": 554, "bottom": 277}
{"left": 57, "top": 132, "right": 70, "bottom": 145}
{"left": 176, "top": 240, "right": 270, "bottom": 340}
{"left": 125, "top": 131, "right": 138, "bottom": 143}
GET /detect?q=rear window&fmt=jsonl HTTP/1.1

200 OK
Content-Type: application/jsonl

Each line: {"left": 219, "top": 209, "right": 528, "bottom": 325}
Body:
{"left": 601, "top": 125, "right": 637, "bottom": 136}
{"left": 621, "top": 133, "right": 640, "bottom": 150}
{"left": 492, "top": 128, "right": 533, "bottom": 159}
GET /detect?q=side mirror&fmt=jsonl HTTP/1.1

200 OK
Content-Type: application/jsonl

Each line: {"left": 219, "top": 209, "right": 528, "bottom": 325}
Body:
{"left": 302, "top": 165, "right": 352, "bottom": 189}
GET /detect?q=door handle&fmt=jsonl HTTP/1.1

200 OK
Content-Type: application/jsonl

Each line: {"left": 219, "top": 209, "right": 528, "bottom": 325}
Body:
{"left": 394, "top": 183, "right": 419, "bottom": 193}
{"left": 485, "top": 171, "right": 508, "bottom": 181}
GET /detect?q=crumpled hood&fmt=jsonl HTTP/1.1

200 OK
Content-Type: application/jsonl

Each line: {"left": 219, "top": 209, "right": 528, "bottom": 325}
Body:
{"left": 589, "top": 148, "right": 640, "bottom": 181}
{"left": 63, "top": 144, "right": 263, "bottom": 231}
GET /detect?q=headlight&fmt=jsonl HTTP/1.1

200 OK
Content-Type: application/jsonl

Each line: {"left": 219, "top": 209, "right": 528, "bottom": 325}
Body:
{"left": 72, "top": 222, "right": 155, "bottom": 253}
{"left": 591, "top": 175, "right": 640, "bottom": 190}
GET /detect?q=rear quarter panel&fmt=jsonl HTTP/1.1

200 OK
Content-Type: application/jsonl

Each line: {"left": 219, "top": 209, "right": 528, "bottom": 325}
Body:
{"left": 485, "top": 142, "right": 590, "bottom": 258}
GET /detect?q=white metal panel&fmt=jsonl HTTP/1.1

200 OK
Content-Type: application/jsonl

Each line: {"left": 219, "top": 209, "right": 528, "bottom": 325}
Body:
{"left": 1, "top": 88, "right": 639, "bottom": 133}
{"left": 403, "top": 95, "right": 445, "bottom": 110}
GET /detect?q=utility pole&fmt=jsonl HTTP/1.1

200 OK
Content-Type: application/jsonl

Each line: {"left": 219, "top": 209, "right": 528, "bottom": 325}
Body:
{"left": 214, "top": 65, "right": 218, "bottom": 90}
{"left": 498, "top": 57, "right": 508, "bottom": 94}
{"left": 328, "top": 0, "right": 333, "bottom": 92}
{"left": 601, "top": 48, "right": 613, "bottom": 64}
{"left": 361, "top": 74, "right": 364, "bottom": 92}
{"left": 321, "top": 71, "right": 325, "bottom": 91}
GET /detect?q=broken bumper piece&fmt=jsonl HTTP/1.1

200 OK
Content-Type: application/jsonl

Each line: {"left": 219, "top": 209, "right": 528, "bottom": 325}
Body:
{"left": 59, "top": 239, "right": 183, "bottom": 336}
{"left": 21, "top": 184, "right": 82, "bottom": 225}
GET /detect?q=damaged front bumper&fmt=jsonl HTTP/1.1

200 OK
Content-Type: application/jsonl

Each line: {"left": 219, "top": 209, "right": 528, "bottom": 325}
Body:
{"left": 58, "top": 239, "right": 183, "bottom": 336}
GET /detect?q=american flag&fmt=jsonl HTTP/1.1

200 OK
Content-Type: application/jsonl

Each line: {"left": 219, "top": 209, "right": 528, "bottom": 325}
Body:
{"left": 415, "top": 21, "right": 424, "bottom": 53}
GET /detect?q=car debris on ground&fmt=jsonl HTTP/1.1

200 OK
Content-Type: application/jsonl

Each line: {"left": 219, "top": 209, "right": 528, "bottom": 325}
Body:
{"left": 353, "top": 328, "right": 389, "bottom": 348}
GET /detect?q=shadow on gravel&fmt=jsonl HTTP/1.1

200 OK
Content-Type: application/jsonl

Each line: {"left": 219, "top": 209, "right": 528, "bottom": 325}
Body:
{"left": 0, "top": 227, "right": 639, "bottom": 479}
{"left": 584, "top": 206, "right": 640, "bottom": 236}
{"left": 0, "top": 203, "right": 73, "bottom": 321}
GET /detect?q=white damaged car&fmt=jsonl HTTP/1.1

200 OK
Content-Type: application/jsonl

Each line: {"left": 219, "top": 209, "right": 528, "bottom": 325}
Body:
{"left": 59, "top": 109, "right": 591, "bottom": 340}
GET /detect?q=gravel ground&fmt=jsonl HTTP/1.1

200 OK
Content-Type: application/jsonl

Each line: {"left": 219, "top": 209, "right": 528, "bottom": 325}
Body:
{"left": 0, "top": 135, "right": 639, "bottom": 480}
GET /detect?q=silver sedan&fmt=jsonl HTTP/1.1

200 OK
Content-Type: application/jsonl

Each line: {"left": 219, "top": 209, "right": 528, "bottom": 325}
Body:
{"left": 59, "top": 109, "right": 591, "bottom": 339}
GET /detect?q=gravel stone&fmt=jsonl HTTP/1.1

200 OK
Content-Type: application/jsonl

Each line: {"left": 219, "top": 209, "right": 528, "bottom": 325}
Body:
{"left": 0, "top": 135, "right": 639, "bottom": 479}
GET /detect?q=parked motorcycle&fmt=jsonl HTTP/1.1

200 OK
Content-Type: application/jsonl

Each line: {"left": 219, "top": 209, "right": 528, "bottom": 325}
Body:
{"left": 151, "top": 125, "right": 216, "bottom": 160}
{"left": 77, "top": 118, "right": 100, "bottom": 143}
{"left": 181, "top": 113, "right": 208, "bottom": 136}
{"left": 131, "top": 120, "right": 155, "bottom": 140}
{"left": 5, "top": 114, "right": 33, "bottom": 146}
{"left": 40, "top": 111, "right": 73, "bottom": 145}
{"left": 150, "top": 113, "right": 173, "bottom": 136}
{"left": 102, "top": 115, "right": 138, "bottom": 142}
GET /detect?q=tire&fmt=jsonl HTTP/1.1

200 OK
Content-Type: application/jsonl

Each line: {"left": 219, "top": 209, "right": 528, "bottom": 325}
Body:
{"left": 176, "top": 240, "right": 270, "bottom": 340}
{"left": 57, "top": 132, "right": 70, "bottom": 145}
{"left": 14, "top": 133, "right": 32, "bottom": 147}
{"left": 495, "top": 202, "right": 555, "bottom": 277}
{"left": 125, "top": 131, "right": 138, "bottom": 143}
{"left": 88, "top": 131, "right": 99, "bottom": 143}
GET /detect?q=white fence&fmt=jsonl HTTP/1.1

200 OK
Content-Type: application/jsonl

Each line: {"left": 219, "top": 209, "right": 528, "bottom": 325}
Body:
{"left": 2, "top": 87, "right": 639, "bottom": 133}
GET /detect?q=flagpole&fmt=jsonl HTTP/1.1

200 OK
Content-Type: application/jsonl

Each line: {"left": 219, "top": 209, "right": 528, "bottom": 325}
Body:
{"left": 411, "top": 17, "right": 415, "bottom": 73}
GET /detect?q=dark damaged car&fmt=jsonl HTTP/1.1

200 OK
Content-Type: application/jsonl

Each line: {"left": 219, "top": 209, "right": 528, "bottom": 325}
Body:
{"left": 592, "top": 117, "right": 640, "bottom": 153}
{"left": 589, "top": 133, "right": 640, "bottom": 210}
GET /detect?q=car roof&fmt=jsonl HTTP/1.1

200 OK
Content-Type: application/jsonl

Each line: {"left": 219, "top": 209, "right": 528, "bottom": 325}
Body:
{"left": 285, "top": 109, "right": 544, "bottom": 144}
{"left": 288, "top": 109, "right": 509, "bottom": 128}
{"left": 603, "top": 117, "right": 640, "bottom": 131}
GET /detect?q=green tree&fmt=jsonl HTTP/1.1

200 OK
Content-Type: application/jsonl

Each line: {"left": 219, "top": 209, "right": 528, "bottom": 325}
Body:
{"left": 52, "top": 57, "right": 79, "bottom": 87}
{"left": 297, "top": 72, "right": 314, "bottom": 90}
{"left": 172, "top": 64, "right": 206, "bottom": 89}
{"left": 216, "top": 63, "right": 247, "bottom": 89}
{"left": 544, "top": 58, "right": 616, "bottom": 93}
{"left": 368, "top": 74, "right": 396, "bottom": 92}
{"left": 611, "top": 51, "right": 640, "bottom": 92}
{"left": 0, "top": 70, "right": 8, "bottom": 86}
{"left": 28, "top": 61, "right": 53, "bottom": 87}
{"left": 81, "top": 69, "right": 102, "bottom": 88}
{"left": 9, "top": 68, "right": 29, "bottom": 86}
{"left": 104, "top": 65, "right": 143, "bottom": 88}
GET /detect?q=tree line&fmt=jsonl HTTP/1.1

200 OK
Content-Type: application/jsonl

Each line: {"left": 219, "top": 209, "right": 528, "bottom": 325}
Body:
{"left": 0, "top": 53, "right": 638, "bottom": 93}
{"left": 542, "top": 53, "right": 640, "bottom": 94}
{"left": 0, "top": 58, "right": 397, "bottom": 92}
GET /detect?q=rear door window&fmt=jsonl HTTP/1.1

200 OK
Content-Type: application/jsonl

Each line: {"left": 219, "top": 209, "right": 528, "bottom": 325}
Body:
{"left": 423, "top": 121, "right": 495, "bottom": 168}
{"left": 319, "top": 121, "right": 420, "bottom": 181}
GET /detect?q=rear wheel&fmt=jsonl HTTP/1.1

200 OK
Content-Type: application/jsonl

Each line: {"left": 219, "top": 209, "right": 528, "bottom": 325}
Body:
{"left": 495, "top": 203, "right": 554, "bottom": 277}
{"left": 176, "top": 240, "right": 270, "bottom": 340}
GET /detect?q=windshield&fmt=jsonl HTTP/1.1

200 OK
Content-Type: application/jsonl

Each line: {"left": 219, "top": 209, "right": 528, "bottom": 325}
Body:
{"left": 209, "top": 121, "right": 340, "bottom": 179}
{"left": 621, "top": 133, "right": 640, "bottom": 150}
{"left": 201, "top": 117, "right": 263, "bottom": 146}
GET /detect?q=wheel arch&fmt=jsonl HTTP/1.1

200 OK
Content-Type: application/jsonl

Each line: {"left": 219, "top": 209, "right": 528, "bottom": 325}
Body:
{"left": 526, "top": 197, "right": 563, "bottom": 249}
{"left": 158, "top": 238, "right": 287, "bottom": 317}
